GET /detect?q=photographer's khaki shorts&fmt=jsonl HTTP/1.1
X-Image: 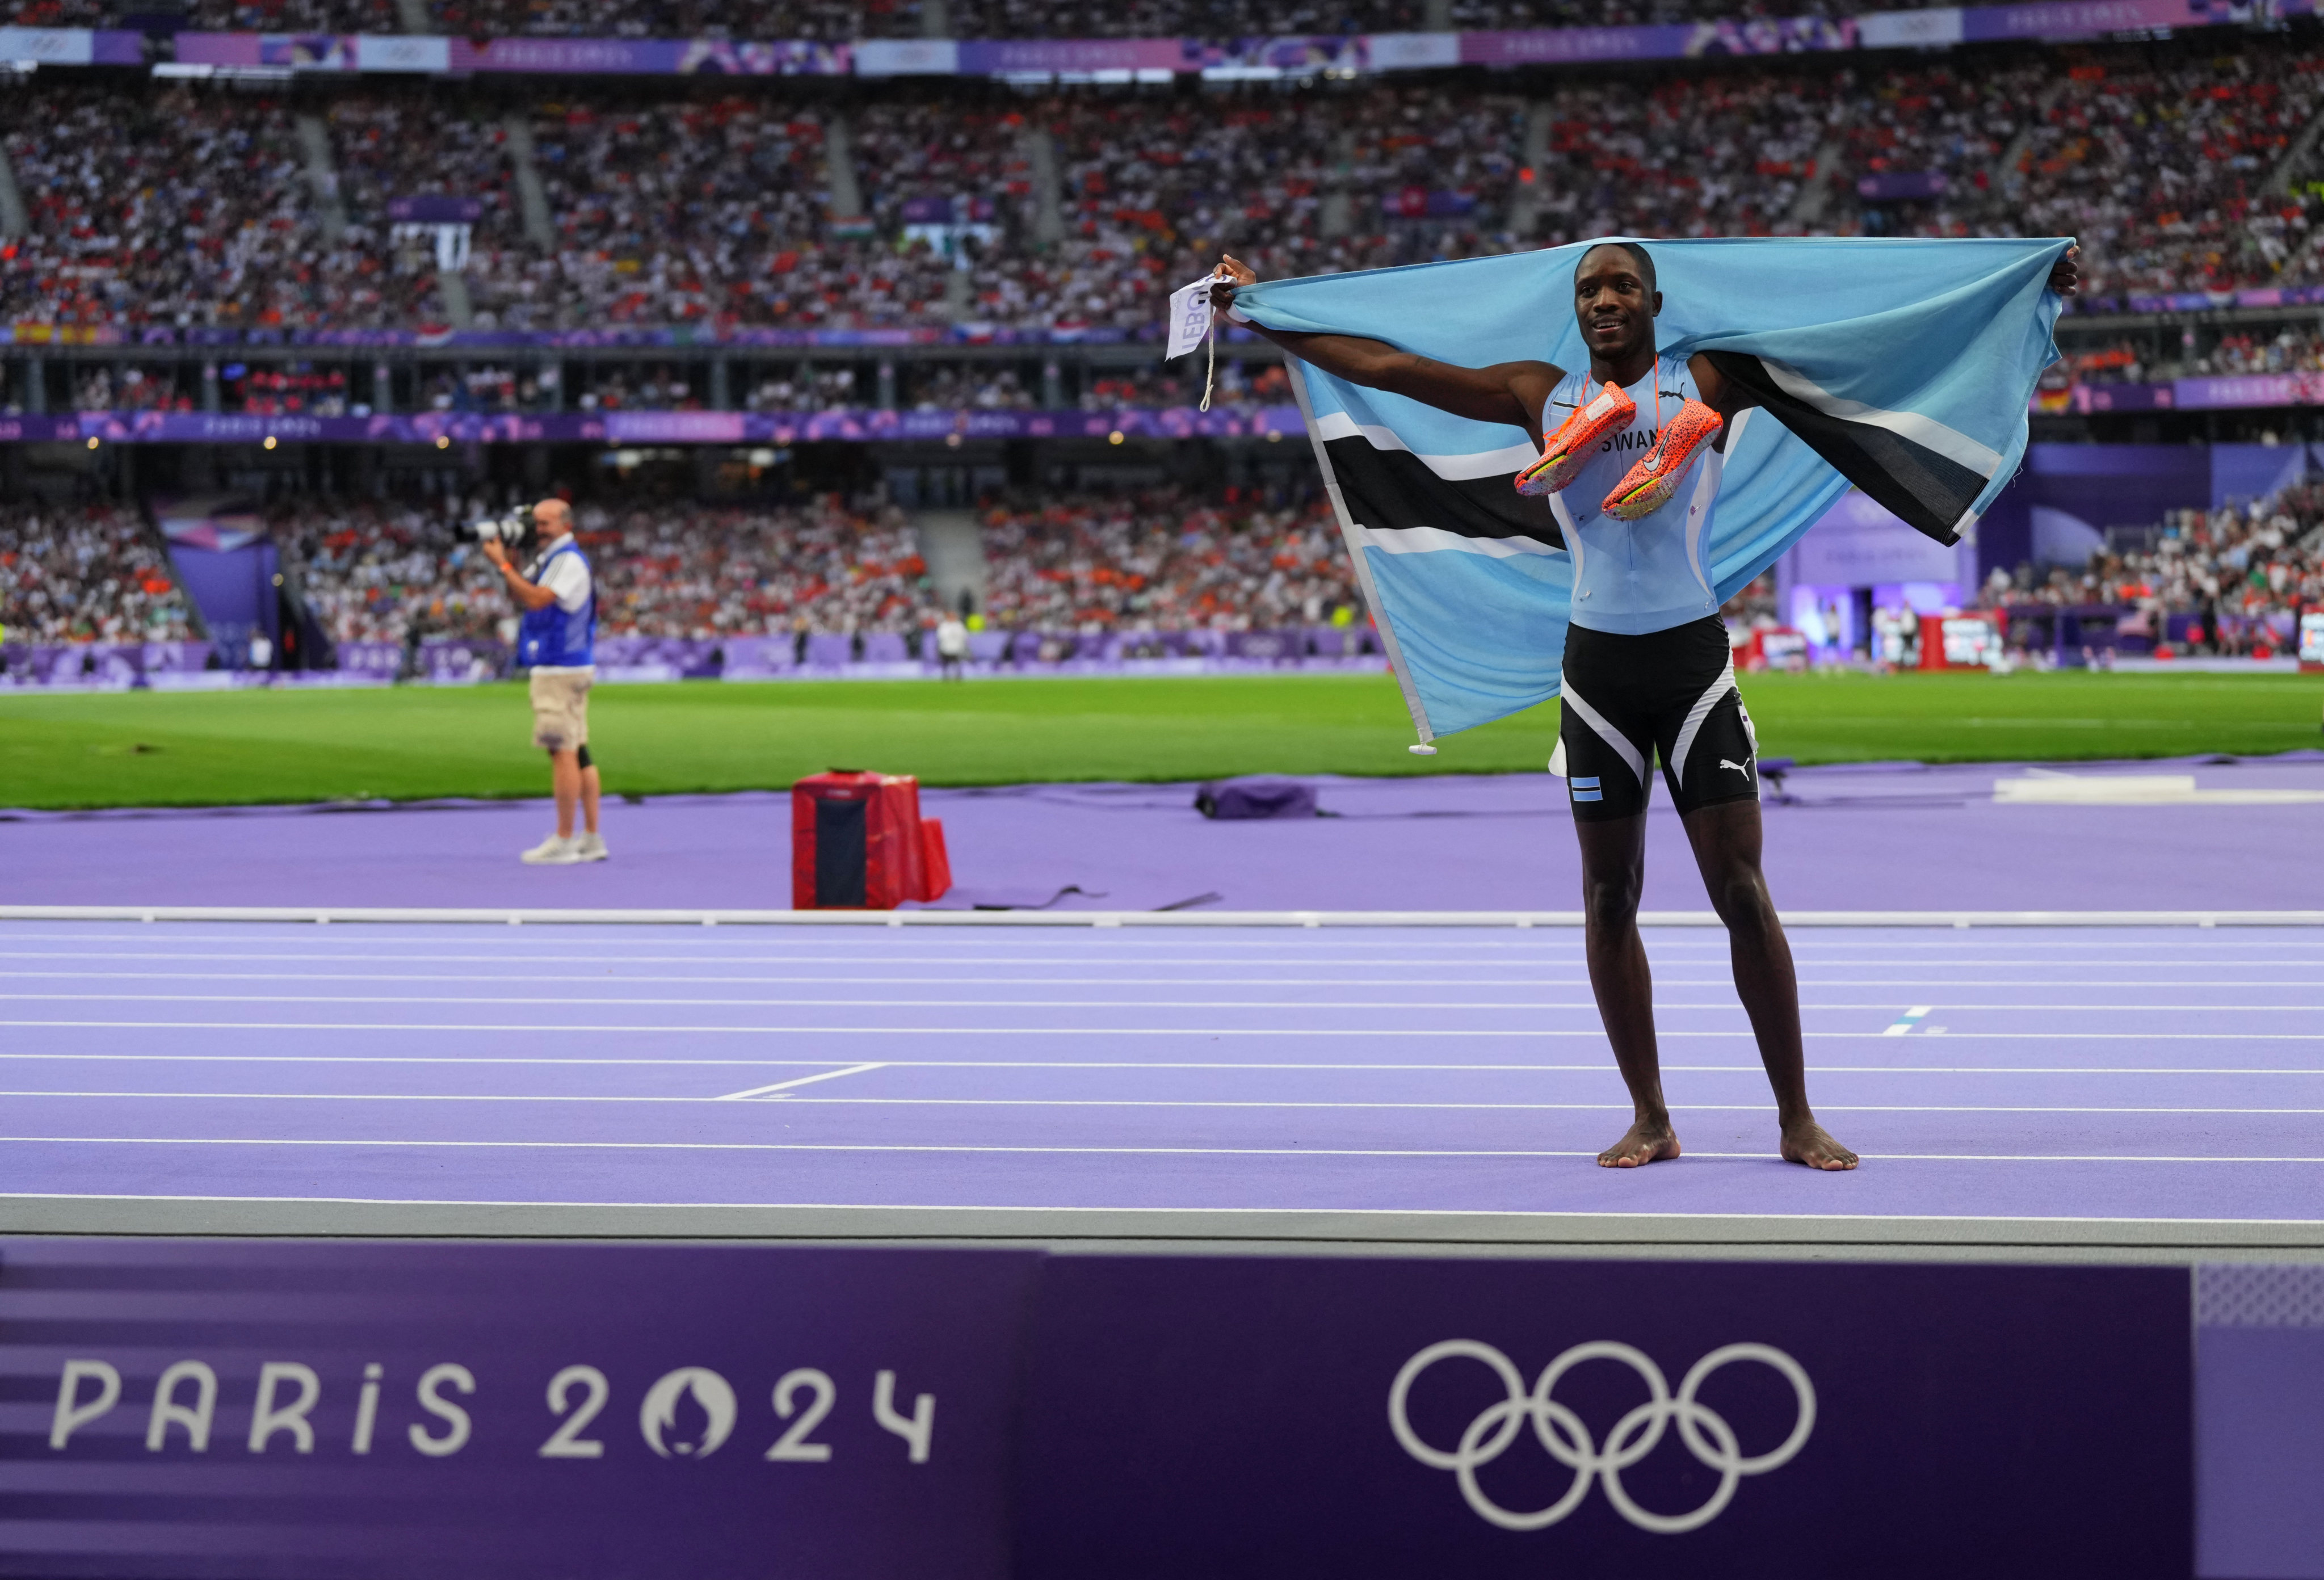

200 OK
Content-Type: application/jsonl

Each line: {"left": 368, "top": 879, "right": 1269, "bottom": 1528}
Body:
{"left": 529, "top": 668, "right": 592, "bottom": 753}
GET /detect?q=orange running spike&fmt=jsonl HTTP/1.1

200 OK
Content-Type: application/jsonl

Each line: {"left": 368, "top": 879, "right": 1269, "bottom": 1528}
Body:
{"left": 1602, "top": 397, "right": 1722, "bottom": 521}
{"left": 1515, "top": 380, "right": 1635, "bottom": 498}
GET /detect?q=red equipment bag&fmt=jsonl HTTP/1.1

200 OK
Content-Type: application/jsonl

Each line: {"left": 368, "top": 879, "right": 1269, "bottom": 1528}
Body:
{"left": 792, "top": 772, "right": 952, "bottom": 909}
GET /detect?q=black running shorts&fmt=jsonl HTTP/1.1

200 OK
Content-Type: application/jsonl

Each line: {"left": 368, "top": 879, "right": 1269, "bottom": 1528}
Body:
{"left": 1558, "top": 616, "right": 1759, "bottom": 822}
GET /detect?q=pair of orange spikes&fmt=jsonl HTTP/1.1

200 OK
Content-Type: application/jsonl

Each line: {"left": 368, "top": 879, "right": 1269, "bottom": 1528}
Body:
{"left": 1515, "top": 381, "right": 1723, "bottom": 520}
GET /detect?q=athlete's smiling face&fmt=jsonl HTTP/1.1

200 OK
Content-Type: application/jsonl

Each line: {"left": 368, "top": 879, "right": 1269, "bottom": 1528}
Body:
{"left": 1573, "top": 245, "right": 1661, "bottom": 367}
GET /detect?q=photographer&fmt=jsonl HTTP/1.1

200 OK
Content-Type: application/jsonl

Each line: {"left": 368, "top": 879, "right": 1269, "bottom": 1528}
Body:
{"left": 480, "top": 498, "right": 608, "bottom": 866}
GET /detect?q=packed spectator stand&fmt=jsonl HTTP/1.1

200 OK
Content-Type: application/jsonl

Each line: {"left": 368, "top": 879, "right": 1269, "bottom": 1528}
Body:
{"left": 12, "top": 0, "right": 1960, "bottom": 37}
{"left": 979, "top": 491, "right": 1357, "bottom": 633}
{"left": 2, "top": 35, "right": 2320, "bottom": 346}
{"left": 0, "top": 504, "right": 199, "bottom": 644}
{"left": 2, "top": 9, "right": 2321, "bottom": 684}
{"left": 254, "top": 487, "right": 1362, "bottom": 657}
{"left": 1976, "top": 469, "right": 2324, "bottom": 661}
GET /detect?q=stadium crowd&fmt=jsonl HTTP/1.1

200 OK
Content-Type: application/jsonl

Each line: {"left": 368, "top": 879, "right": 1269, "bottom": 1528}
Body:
{"left": 582, "top": 496, "right": 929, "bottom": 637}
{"left": 2066, "top": 323, "right": 2324, "bottom": 386}
{"left": 1989, "top": 472, "right": 2324, "bottom": 653}
{"left": 3, "top": 39, "right": 2319, "bottom": 342}
{"left": 269, "top": 488, "right": 1358, "bottom": 650}
{"left": 2, "top": 0, "right": 1959, "bottom": 38}
{"left": 8, "top": 470, "right": 2312, "bottom": 662}
{"left": 285, "top": 499, "right": 510, "bottom": 646}
{"left": 0, "top": 504, "right": 199, "bottom": 643}
{"left": 285, "top": 496, "right": 932, "bottom": 647}
{"left": 978, "top": 490, "right": 1359, "bottom": 631}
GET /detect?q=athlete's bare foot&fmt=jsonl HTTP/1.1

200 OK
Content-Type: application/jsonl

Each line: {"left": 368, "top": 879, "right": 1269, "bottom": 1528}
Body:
{"left": 1781, "top": 1119, "right": 1859, "bottom": 1170}
{"left": 1597, "top": 1119, "right": 1682, "bottom": 1168}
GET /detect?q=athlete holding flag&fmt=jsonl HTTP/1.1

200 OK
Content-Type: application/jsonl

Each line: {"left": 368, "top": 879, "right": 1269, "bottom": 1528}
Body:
{"left": 1213, "top": 241, "right": 2079, "bottom": 1172}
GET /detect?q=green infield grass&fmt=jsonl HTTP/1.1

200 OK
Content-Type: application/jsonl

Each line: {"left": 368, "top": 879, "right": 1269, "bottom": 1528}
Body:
{"left": 2, "top": 669, "right": 2318, "bottom": 809}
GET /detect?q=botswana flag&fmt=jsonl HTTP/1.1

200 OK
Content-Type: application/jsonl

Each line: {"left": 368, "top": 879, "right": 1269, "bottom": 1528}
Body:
{"left": 1240, "top": 236, "right": 2071, "bottom": 741}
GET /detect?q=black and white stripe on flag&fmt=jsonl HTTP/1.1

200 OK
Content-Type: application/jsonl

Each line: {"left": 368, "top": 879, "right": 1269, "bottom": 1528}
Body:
{"left": 1700, "top": 350, "right": 1997, "bottom": 547}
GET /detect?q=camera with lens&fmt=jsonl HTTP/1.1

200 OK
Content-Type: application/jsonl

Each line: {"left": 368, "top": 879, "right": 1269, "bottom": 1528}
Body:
{"left": 472, "top": 512, "right": 530, "bottom": 545}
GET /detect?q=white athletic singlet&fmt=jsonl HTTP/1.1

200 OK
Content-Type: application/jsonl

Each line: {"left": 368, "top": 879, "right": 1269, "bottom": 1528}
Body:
{"left": 1544, "top": 355, "right": 1738, "bottom": 636}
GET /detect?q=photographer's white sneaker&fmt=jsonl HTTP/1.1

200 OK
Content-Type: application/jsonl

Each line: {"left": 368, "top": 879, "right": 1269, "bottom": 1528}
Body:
{"left": 575, "top": 832, "right": 609, "bottom": 863}
{"left": 520, "top": 833, "right": 583, "bottom": 865}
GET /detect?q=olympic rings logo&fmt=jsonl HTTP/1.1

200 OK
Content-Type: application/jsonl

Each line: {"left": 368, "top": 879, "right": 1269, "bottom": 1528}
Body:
{"left": 1388, "top": 1340, "right": 1815, "bottom": 1535}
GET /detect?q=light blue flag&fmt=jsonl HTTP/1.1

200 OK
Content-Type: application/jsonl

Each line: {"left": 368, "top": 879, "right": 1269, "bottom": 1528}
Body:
{"left": 1237, "top": 236, "right": 2070, "bottom": 742}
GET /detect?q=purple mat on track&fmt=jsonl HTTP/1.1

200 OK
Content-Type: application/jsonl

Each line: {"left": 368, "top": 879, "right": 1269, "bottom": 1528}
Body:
{"left": 0, "top": 921, "right": 2318, "bottom": 1226}
{"left": 6, "top": 753, "right": 2324, "bottom": 912}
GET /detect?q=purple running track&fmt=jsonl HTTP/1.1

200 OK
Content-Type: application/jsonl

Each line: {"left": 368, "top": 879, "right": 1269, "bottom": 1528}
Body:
{"left": 1, "top": 920, "right": 2318, "bottom": 1224}
{"left": 5, "top": 754, "right": 2322, "bottom": 913}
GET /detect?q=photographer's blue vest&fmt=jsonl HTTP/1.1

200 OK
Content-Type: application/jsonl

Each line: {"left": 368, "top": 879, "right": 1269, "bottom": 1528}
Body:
{"left": 517, "top": 539, "right": 595, "bottom": 668}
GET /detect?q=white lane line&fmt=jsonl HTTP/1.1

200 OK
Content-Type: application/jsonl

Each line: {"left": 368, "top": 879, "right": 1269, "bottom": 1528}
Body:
{"left": 2, "top": 1090, "right": 2321, "bottom": 1116}
{"left": 11, "top": 948, "right": 2324, "bottom": 973}
{"left": 11, "top": 970, "right": 2324, "bottom": 990}
{"left": 1, "top": 1133, "right": 2320, "bottom": 1164}
{"left": 0, "top": 1054, "right": 2317, "bottom": 1075}
{"left": 5, "top": 991, "right": 2323, "bottom": 1014}
{"left": 10, "top": 928, "right": 2323, "bottom": 949}
{"left": 5, "top": 1019, "right": 2323, "bottom": 1041}
{"left": 717, "top": 1064, "right": 886, "bottom": 1101}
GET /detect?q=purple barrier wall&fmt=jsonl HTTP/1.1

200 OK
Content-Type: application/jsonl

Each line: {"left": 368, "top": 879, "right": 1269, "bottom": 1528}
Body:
{"left": 419, "top": 638, "right": 509, "bottom": 682}
{"left": 0, "top": 631, "right": 1369, "bottom": 686}
{"left": 2198, "top": 1266, "right": 2324, "bottom": 1578}
{"left": 335, "top": 640, "right": 405, "bottom": 679}
{"left": 595, "top": 636, "right": 725, "bottom": 676}
{"left": 9, "top": 1239, "right": 1036, "bottom": 1580}
{"left": 5, "top": 1241, "right": 2205, "bottom": 1580}
{"left": 718, "top": 634, "right": 798, "bottom": 677}
{"left": 1014, "top": 1256, "right": 2193, "bottom": 1578}
{"left": 1, "top": 642, "right": 212, "bottom": 686}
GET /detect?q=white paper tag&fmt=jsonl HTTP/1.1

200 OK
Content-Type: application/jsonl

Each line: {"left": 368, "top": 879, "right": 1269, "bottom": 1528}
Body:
{"left": 1165, "top": 274, "right": 1217, "bottom": 360}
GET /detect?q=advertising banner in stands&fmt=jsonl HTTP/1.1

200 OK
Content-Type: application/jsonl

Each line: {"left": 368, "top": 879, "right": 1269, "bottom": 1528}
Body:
{"left": 957, "top": 37, "right": 1181, "bottom": 74}
{"left": 79, "top": 0, "right": 2324, "bottom": 82}
{"left": 1461, "top": 13, "right": 1852, "bottom": 64}
{"left": 2174, "top": 372, "right": 2324, "bottom": 410}
{"left": 59, "top": 405, "right": 1308, "bottom": 446}
{"left": 8, "top": 1241, "right": 2196, "bottom": 1579}
{"left": 0, "top": 26, "right": 143, "bottom": 64}
{"left": 1959, "top": 0, "right": 2309, "bottom": 42}
{"left": 171, "top": 30, "right": 850, "bottom": 73}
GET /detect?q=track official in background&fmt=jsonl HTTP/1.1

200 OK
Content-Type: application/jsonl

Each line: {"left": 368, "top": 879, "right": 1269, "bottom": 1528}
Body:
{"left": 483, "top": 498, "right": 608, "bottom": 866}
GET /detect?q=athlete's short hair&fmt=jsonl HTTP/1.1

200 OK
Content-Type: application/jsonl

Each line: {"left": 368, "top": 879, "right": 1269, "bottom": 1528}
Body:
{"left": 1577, "top": 240, "right": 1657, "bottom": 296}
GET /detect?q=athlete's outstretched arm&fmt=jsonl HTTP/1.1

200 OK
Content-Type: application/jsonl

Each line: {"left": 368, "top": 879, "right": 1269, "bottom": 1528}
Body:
{"left": 1209, "top": 257, "right": 1562, "bottom": 444}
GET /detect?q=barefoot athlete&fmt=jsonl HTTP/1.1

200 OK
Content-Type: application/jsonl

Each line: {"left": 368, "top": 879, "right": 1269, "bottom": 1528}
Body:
{"left": 1213, "top": 241, "right": 2080, "bottom": 1172}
